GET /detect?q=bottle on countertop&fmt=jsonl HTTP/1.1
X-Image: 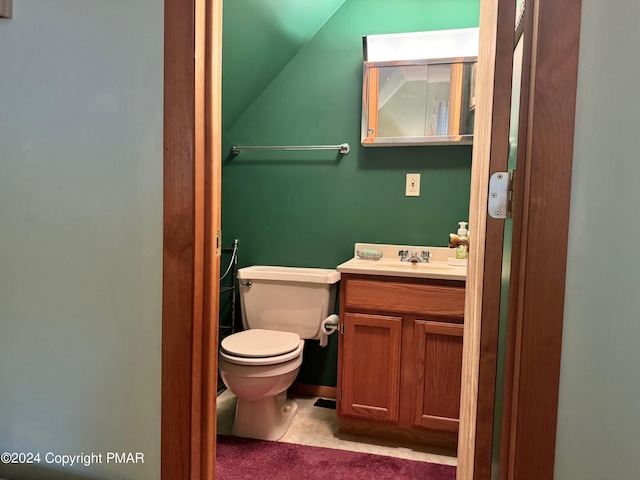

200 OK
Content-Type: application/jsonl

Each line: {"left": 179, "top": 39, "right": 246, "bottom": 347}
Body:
{"left": 455, "top": 221, "right": 468, "bottom": 260}
{"left": 448, "top": 221, "right": 469, "bottom": 263}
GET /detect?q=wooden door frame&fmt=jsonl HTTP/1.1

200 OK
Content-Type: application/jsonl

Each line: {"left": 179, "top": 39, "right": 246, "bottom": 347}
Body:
{"left": 160, "top": 0, "right": 582, "bottom": 478}
{"left": 459, "top": 0, "right": 582, "bottom": 479}
{"left": 161, "top": 0, "right": 222, "bottom": 479}
{"left": 457, "top": 0, "right": 517, "bottom": 478}
{"left": 498, "top": 1, "right": 582, "bottom": 478}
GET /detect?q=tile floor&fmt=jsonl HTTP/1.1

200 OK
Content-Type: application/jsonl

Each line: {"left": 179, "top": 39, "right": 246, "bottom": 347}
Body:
{"left": 216, "top": 389, "right": 457, "bottom": 466}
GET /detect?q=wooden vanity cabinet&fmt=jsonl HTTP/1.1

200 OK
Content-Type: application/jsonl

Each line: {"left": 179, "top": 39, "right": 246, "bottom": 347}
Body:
{"left": 337, "top": 273, "right": 465, "bottom": 447}
{"left": 341, "top": 312, "right": 402, "bottom": 423}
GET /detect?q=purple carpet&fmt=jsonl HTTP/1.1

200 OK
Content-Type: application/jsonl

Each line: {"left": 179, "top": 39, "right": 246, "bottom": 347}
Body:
{"left": 216, "top": 434, "right": 456, "bottom": 480}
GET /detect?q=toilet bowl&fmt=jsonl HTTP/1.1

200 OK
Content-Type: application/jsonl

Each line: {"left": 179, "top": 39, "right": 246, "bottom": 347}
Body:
{"left": 219, "top": 330, "right": 305, "bottom": 440}
{"left": 218, "top": 266, "right": 340, "bottom": 441}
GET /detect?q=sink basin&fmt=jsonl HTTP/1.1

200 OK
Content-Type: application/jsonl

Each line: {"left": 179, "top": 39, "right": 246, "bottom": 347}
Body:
{"left": 386, "top": 261, "right": 460, "bottom": 271}
{"left": 337, "top": 243, "right": 467, "bottom": 281}
{"left": 352, "top": 258, "right": 458, "bottom": 270}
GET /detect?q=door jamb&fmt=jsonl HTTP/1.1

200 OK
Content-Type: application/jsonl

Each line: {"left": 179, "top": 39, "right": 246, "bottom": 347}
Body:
{"left": 459, "top": 0, "right": 583, "bottom": 479}
{"left": 161, "top": 0, "right": 221, "bottom": 479}
{"left": 457, "top": 0, "right": 516, "bottom": 475}
{"left": 457, "top": 0, "right": 517, "bottom": 478}
{"left": 498, "top": 1, "right": 582, "bottom": 478}
{"left": 160, "top": 0, "right": 582, "bottom": 478}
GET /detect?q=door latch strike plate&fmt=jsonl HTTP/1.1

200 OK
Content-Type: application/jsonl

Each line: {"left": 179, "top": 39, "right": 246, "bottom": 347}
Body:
{"left": 216, "top": 230, "right": 222, "bottom": 257}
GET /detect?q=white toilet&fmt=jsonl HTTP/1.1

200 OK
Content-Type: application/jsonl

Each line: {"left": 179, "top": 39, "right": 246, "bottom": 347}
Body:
{"left": 218, "top": 265, "right": 340, "bottom": 441}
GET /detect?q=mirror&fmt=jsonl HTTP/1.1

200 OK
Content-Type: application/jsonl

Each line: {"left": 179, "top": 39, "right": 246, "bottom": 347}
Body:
{"left": 362, "top": 58, "right": 476, "bottom": 146}
{"left": 361, "top": 28, "right": 478, "bottom": 147}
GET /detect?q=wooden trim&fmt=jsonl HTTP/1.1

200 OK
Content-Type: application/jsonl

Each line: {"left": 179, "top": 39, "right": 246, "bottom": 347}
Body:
{"left": 457, "top": 0, "right": 506, "bottom": 476}
{"left": 344, "top": 278, "right": 465, "bottom": 319}
{"left": 418, "top": 320, "right": 464, "bottom": 338}
{"left": 415, "top": 415, "right": 459, "bottom": 434}
{"left": 339, "top": 418, "right": 458, "bottom": 451}
{"left": 362, "top": 67, "right": 379, "bottom": 144}
{"left": 497, "top": 4, "right": 535, "bottom": 479}
{"left": 463, "top": 0, "right": 581, "bottom": 478}
{"left": 200, "top": 1, "right": 222, "bottom": 479}
{"left": 369, "top": 68, "right": 379, "bottom": 136}
{"left": 342, "top": 313, "right": 402, "bottom": 423}
{"left": 499, "top": 1, "right": 582, "bottom": 478}
{"left": 470, "top": 0, "right": 517, "bottom": 478}
{"left": 289, "top": 383, "right": 337, "bottom": 399}
{"left": 161, "top": 0, "right": 221, "bottom": 479}
{"left": 448, "top": 63, "right": 464, "bottom": 136}
{"left": 161, "top": 0, "right": 201, "bottom": 477}
{"left": 413, "top": 321, "right": 464, "bottom": 433}
{"left": 398, "top": 313, "right": 417, "bottom": 428}
{"left": 190, "top": 0, "right": 206, "bottom": 474}
{"left": 336, "top": 277, "right": 347, "bottom": 415}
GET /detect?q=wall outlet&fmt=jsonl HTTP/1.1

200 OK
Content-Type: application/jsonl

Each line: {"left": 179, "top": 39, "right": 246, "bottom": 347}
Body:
{"left": 406, "top": 173, "right": 420, "bottom": 196}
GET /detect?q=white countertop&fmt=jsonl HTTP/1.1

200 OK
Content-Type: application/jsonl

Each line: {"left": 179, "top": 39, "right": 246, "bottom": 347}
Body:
{"left": 336, "top": 243, "right": 467, "bottom": 281}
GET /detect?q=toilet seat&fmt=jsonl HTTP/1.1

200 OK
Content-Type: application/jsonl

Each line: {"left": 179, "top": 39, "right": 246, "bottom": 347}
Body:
{"left": 220, "top": 329, "right": 304, "bottom": 366}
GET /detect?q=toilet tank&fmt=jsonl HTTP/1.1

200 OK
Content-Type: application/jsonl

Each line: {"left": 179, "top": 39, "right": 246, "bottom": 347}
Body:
{"left": 237, "top": 266, "right": 340, "bottom": 340}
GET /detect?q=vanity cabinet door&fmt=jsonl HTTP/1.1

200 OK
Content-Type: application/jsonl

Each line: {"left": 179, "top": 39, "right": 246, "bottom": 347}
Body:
{"left": 341, "top": 312, "right": 402, "bottom": 423}
{"left": 412, "top": 320, "right": 464, "bottom": 432}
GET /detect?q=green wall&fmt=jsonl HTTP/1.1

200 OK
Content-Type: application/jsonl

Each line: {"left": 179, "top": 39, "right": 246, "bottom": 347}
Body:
{"left": 222, "top": 0, "right": 480, "bottom": 386}
{"left": 222, "top": 0, "right": 347, "bottom": 129}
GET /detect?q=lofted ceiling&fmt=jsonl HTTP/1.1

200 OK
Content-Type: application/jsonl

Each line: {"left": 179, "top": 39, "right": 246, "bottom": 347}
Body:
{"left": 222, "top": 0, "right": 347, "bottom": 130}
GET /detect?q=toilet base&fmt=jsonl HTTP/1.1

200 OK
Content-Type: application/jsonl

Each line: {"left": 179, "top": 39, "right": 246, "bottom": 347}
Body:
{"left": 232, "top": 391, "right": 299, "bottom": 441}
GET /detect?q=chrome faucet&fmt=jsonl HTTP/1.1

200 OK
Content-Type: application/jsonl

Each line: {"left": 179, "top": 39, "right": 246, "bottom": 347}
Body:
{"left": 398, "top": 250, "right": 430, "bottom": 263}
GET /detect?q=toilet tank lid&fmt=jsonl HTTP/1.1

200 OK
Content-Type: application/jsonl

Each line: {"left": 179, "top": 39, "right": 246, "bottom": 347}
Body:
{"left": 237, "top": 266, "right": 340, "bottom": 284}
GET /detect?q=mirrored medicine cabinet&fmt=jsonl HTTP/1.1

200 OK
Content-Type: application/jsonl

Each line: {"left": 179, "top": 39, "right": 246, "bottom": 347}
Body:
{"left": 361, "top": 29, "right": 478, "bottom": 147}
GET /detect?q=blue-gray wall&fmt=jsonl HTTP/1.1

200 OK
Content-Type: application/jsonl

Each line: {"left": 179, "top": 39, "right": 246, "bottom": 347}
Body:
{"left": 0, "top": 2, "right": 163, "bottom": 479}
{"left": 555, "top": 0, "right": 640, "bottom": 478}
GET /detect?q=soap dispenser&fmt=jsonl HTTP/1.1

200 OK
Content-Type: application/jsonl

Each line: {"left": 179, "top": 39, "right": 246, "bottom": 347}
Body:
{"left": 455, "top": 221, "right": 468, "bottom": 260}
{"left": 448, "top": 221, "right": 469, "bottom": 265}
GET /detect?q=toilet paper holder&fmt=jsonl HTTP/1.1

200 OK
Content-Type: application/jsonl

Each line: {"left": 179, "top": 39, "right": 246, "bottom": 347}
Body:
{"left": 319, "top": 314, "right": 340, "bottom": 347}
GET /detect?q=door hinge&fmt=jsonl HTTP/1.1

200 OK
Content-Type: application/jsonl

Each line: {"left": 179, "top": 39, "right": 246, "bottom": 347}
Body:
{"left": 488, "top": 170, "right": 515, "bottom": 219}
{"left": 215, "top": 230, "right": 222, "bottom": 257}
{"left": 339, "top": 390, "right": 342, "bottom": 401}
{"left": 340, "top": 323, "right": 344, "bottom": 335}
